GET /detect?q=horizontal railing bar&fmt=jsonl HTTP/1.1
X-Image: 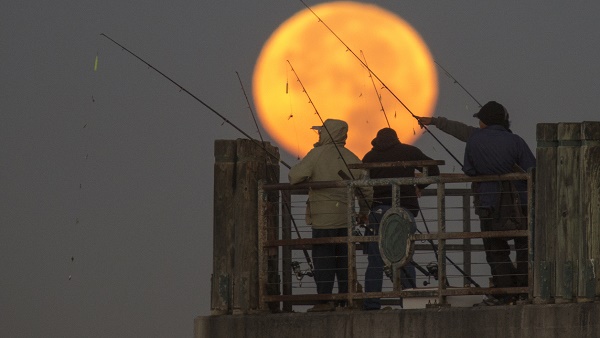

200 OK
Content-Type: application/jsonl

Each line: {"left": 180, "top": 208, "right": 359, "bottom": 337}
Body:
{"left": 263, "top": 173, "right": 529, "bottom": 191}
{"left": 348, "top": 160, "right": 445, "bottom": 169}
{"left": 265, "top": 231, "right": 527, "bottom": 247}
{"left": 263, "top": 287, "right": 529, "bottom": 302}
{"left": 277, "top": 243, "right": 487, "bottom": 251}
{"left": 414, "top": 230, "right": 528, "bottom": 241}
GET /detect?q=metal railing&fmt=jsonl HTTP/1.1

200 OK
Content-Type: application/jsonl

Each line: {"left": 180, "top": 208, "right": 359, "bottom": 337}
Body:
{"left": 257, "top": 168, "right": 534, "bottom": 311}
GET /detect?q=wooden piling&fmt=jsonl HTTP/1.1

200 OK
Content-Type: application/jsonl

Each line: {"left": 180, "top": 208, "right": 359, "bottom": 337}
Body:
{"left": 212, "top": 139, "right": 280, "bottom": 315}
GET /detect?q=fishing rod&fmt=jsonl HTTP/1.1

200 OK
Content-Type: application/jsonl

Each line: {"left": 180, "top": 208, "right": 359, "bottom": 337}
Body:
{"left": 235, "top": 71, "right": 266, "bottom": 145}
{"left": 416, "top": 211, "right": 480, "bottom": 287}
{"left": 235, "top": 71, "right": 315, "bottom": 278}
{"left": 298, "top": 0, "right": 463, "bottom": 167}
{"left": 434, "top": 61, "right": 482, "bottom": 108}
{"left": 99, "top": 33, "right": 291, "bottom": 169}
{"left": 359, "top": 50, "right": 390, "bottom": 128}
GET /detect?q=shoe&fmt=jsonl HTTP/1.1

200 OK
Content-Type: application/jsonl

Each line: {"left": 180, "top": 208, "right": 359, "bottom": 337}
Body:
{"left": 473, "top": 296, "right": 510, "bottom": 307}
{"left": 363, "top": 306, "right": 380, "bottom": 311}
{"left": 307, "top": 303, "right": 335, "bottom": 312}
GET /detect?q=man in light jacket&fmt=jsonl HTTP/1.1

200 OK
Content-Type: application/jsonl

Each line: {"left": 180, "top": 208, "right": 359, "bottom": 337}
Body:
{"left": 289, "top": 119, "right": 373, "bottom": 312}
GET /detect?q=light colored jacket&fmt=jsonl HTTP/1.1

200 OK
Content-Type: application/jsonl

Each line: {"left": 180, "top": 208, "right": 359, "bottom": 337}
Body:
{"left": 288, "top": 119, "right": 373, "bottom": 229}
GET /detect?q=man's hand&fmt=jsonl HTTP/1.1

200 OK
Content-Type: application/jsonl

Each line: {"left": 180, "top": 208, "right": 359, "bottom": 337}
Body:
{"left": 416, "top": 116, "right": 433, "bottom": 128}
{"left": 357, "top": 213, "right": 369, "bottom": 225}
{"left": 415, "top": 186, "right": 422, "bottom": 198}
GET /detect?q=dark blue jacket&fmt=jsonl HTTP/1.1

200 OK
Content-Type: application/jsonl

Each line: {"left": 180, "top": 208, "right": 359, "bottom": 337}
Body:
{"left": 463, "top": 125, "right": 536, "bottom": 208}
{"left": 362, "top": 132, "right": 440, "bottom": 211}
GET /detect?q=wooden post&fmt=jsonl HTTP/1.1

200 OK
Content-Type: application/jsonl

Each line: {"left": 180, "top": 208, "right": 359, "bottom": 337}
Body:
{"left": 533, "top": 123, "right": 558, "bottom": 303}
{"left": 555, "top": 123, "right": 581, "bottom": 303}
{"left": 437, "top": 183, "right": 447, "bottom": 305}
{"left": 580, "top": 122, "right": 600, "bottom": 300}
{"left": 212, "top": 139, "right": 280, "bottom": 315}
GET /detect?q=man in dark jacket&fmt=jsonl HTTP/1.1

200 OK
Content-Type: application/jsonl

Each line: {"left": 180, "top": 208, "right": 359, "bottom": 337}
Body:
{"left": 361, "top": 128, "right": 440, "bottom": 310}
{"left": 463, "top": 102, "right": 535, "bottom": 302}
{"left": 419, "top": 101, "right": 535, "bottom": 304}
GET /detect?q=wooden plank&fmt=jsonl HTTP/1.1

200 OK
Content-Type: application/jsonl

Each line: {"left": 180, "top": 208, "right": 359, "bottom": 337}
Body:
{"left": 556, "top": 123, "right": 581, "bottom": 302}
{"left": 534, "top": 123, "right": 557, "bottom": 302}
{"left": 211, "top": 140, "right": 237, "bottom": 314}
{"left": 580, "top": 121, "right": 600, "bottom": 298}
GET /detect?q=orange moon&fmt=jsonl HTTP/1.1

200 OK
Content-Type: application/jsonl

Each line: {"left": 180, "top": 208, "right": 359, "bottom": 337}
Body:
{"left": 252, "top": 1, "right": 437, "bottom": 158}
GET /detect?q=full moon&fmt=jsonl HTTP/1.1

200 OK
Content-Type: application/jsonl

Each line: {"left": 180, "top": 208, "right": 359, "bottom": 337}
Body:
{"left": 253, "top": 1, "right": 437, "bottom": 158}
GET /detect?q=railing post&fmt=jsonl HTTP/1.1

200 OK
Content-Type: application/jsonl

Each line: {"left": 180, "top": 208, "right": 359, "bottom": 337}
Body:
{"left": 281, "top": 190, "right": 293, "bottom": 312}
{"left": 462, "top": 193, "right": 472, "bottom": 288}
{"left": 437, "top": 182, "right": 447, "bottom": 305}
{"left": 391, "top": 183, "right": 402, "bottom": 291}
{"left": 346, "top": 183, "right": 356, "bottom": 307}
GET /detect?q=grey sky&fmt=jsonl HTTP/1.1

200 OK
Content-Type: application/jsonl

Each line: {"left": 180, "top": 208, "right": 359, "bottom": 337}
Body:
{"left": 2, "top": 1, "right": 599, "bottom": 337}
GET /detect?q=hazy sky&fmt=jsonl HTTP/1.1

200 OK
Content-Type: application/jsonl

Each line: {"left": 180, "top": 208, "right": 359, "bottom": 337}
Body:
{"left": 2, "top": 1, "right": 600, "bottom": 337}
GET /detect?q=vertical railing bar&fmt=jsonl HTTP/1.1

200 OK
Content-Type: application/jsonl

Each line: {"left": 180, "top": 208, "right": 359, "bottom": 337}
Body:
{"left": 437, "top": 182, "right": 447, "bottom": 305}
{"left": 346, "top": 182, "right": 356, "bottom": 307}
{"left": 281, "top": 190, "right": 293, "bottom": 312}
{"left": 462, "top": 192, "right": 472, "bottom": 287}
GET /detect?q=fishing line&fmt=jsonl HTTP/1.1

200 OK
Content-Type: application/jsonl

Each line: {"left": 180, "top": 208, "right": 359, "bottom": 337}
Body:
{"left": 359, "top": 50, "right": 390, "bottom": 128}
{"left": 298, "top": 0, "right": 463, "bottom": 167}
{"left": 236, "top": 72, "right": 315, "bottom": 276}
{"left": 434, "top": 61, "right": 482, "bottom": 108}
{"left": 99, "top": 33, "right": 291, "bottom": 169}
{"left": 69, "top": 51, "right": 100, "bottom": 281}
{"left": 285, "top": 66, "right": 302, "bottom": 160}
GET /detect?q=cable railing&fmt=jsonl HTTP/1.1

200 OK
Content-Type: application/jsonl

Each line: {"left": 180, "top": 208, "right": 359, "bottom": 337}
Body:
{"left": 257, "top": 163, "right": 533, "bottom": 311}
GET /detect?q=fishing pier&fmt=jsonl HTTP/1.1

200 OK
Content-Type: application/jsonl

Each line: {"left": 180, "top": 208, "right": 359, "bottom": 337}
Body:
{"left": 195, "top": 122, "right": 600, "bottom": 337}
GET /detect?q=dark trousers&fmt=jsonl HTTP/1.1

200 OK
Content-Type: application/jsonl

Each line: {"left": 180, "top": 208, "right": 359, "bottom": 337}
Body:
{"left": 480, "top": 219, "right": 528, "bottom": 289}
{"left": 363, "top": 205, "right": 417, "bottom": 309}
{"left": 312, "top": 228, "right": 348, "bottom": 299}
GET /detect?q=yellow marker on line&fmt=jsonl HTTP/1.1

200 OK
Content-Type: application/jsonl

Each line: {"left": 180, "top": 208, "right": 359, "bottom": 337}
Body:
{"left": 94, "top": 54, "right": 98, "bottom": 71}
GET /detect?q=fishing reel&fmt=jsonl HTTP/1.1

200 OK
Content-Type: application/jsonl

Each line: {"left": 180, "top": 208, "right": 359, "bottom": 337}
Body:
{"left": 423, "top": 262, "right": 439, "bottom": 286}
{"left": 291, "top": 261, "right": 314, "bottom": 287}
{"left": 352, "top": 223, "right": 364, "bottom": 237}
{"left": 384, "top": 265, "right": 393, "bottom": 279}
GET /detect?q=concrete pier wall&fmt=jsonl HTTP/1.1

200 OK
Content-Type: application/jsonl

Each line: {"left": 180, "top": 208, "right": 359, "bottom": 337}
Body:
{"left": 195, "top": 303, "right": 600, "bottom": 338}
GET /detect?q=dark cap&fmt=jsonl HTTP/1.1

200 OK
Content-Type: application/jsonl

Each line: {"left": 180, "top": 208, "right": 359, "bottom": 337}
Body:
{"left": 473, "top": 101, "right": 508, "bottom": 126}
{"left": 375, "top": 127, "right": 398, "bottom": 140}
